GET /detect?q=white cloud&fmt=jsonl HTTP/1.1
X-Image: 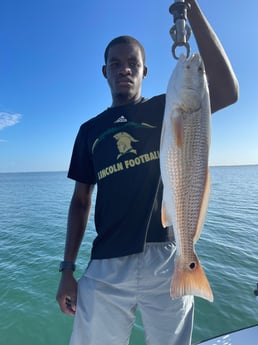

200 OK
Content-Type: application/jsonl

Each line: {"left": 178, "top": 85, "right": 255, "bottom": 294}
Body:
{"left": 0, "top": 112, "right": 22, "bottom": 130}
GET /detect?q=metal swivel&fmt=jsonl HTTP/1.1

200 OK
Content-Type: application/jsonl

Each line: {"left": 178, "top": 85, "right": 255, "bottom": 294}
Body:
{"left": 169, "top": 0, "right": 191, "bottom": 59}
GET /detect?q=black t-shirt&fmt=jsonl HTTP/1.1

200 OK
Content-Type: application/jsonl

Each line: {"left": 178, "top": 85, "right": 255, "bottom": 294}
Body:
{"left": 68, "top": 94, "right": 170, "bottom": 259}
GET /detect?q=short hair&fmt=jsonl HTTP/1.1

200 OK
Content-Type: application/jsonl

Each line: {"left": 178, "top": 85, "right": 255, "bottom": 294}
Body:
{"left": 104, "top": 36, "right": 146, "bottom": 64}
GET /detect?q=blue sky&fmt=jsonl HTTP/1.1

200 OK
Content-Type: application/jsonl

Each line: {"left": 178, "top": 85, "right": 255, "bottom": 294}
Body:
{"left": 0, "top": 0, "right": 257, "bottom": 173}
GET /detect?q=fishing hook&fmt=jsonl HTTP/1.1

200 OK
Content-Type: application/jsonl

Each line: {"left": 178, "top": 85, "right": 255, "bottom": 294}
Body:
{"left": 169, "top": 0, "right": 191, "bottom": 59}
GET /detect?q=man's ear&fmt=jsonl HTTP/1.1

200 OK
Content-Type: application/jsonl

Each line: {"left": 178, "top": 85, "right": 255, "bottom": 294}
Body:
{"left": 102, "top": 65, "right": 107, "bottom": 79}
{"left": 143, "top": 66, "right": 148, "bottom": 78}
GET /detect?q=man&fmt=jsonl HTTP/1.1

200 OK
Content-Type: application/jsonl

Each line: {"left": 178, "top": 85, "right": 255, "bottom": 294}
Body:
{"left": 56, "top": 1, "right": 238, "bottom": 344}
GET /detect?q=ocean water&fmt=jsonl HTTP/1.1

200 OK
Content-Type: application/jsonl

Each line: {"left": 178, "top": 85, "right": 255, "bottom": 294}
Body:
{"left": 0, "top": 166, "right": 257, "bottom": 345}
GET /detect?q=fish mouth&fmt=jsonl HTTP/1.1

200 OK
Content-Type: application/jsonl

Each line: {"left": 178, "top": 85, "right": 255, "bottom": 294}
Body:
{"left": 181, "top": 86, "right": 200, "bottom": 94}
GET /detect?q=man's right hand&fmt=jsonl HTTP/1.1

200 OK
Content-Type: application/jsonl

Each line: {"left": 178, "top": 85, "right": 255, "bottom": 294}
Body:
{"left": 56, "top": 271, "right": 78, "bottom": 316}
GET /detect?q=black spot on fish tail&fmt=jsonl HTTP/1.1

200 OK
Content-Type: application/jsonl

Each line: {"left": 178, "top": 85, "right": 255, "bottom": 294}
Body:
{"left": 189, "top": 262, "right": 196, "bottom": 270}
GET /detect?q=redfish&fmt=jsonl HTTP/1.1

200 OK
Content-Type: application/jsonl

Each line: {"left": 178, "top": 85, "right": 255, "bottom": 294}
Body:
{"left": 160, "top": 53, "right": 213, "bottom": 302}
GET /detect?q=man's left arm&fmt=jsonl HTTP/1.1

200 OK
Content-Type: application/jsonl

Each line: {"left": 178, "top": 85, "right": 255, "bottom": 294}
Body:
{"left": 187, "top": 0, "right": 239, "bottom": 113}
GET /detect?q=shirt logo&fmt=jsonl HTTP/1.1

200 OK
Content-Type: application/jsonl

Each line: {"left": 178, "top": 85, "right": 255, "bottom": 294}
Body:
{"left": 91, "top": 121, "right": 156, "bottom": 153}
{"left": 114, "top": 116, "right": 128, "bottom": 124}
{"left": 113, "top": 132, "right": 138, "bottom": 159}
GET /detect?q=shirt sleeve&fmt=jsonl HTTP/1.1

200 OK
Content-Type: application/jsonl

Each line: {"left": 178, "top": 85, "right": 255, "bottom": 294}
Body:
{"left": 67, "top": 124, "right": 96, "bottom": 185}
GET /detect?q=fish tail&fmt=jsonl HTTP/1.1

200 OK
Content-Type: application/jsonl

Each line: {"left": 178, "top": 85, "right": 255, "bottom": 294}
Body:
{"left": 170, "top": 254, "right": 214, "bottom": 302}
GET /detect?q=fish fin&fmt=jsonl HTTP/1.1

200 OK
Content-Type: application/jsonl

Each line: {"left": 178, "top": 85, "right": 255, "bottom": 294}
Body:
{"left": 193, "top": 169, "right": 211, "bottom": 243}
{"left": 161, "top": 200, "right": 172, "bottom": 228}
{"left": 173, "top": 112, "right": 184, "bottom": 148}
{"left": 170, "top": 253, "right": 214, "bottom": 302}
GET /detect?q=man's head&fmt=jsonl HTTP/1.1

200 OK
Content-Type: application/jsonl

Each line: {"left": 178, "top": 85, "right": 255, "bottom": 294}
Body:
{"left": 102, "top": 36, "right": 148, "bottom": 107}
{"left": 104, "top": 36, "right": 146, "bottom": 65}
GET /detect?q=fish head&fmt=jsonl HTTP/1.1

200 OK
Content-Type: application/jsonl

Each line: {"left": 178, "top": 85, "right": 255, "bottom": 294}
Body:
{"left": 170, "top": 53, "right": 207, "bottom": 112}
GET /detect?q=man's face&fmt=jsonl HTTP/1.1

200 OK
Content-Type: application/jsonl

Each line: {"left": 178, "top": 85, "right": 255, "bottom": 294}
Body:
{"left": 102, "top": 43, "right": 147, "bottom": 105}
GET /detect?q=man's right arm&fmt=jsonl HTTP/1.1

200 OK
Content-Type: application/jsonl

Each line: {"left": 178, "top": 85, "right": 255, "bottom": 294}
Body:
{"left": 56, "top": 181, "right": 95, "bottom": 315}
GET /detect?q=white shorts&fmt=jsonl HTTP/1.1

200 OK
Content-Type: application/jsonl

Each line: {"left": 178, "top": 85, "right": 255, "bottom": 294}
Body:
{"left": 70, "top": 242, "right": 194, "bottom": 345}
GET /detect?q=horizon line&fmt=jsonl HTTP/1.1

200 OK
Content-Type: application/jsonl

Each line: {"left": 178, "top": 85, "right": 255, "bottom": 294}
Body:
{"left": 0, "top": 163, "right": 258, "bottom": 174}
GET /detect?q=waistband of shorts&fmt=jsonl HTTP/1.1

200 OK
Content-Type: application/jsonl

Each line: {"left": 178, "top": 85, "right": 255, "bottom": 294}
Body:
{"left": 144, "top": 241, "right": 176, "bottom": 249}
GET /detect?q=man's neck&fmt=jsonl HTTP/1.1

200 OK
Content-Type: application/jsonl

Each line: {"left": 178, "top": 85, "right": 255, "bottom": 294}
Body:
{"left": 111, "top": 94, "right": 143, "bottom": 108}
